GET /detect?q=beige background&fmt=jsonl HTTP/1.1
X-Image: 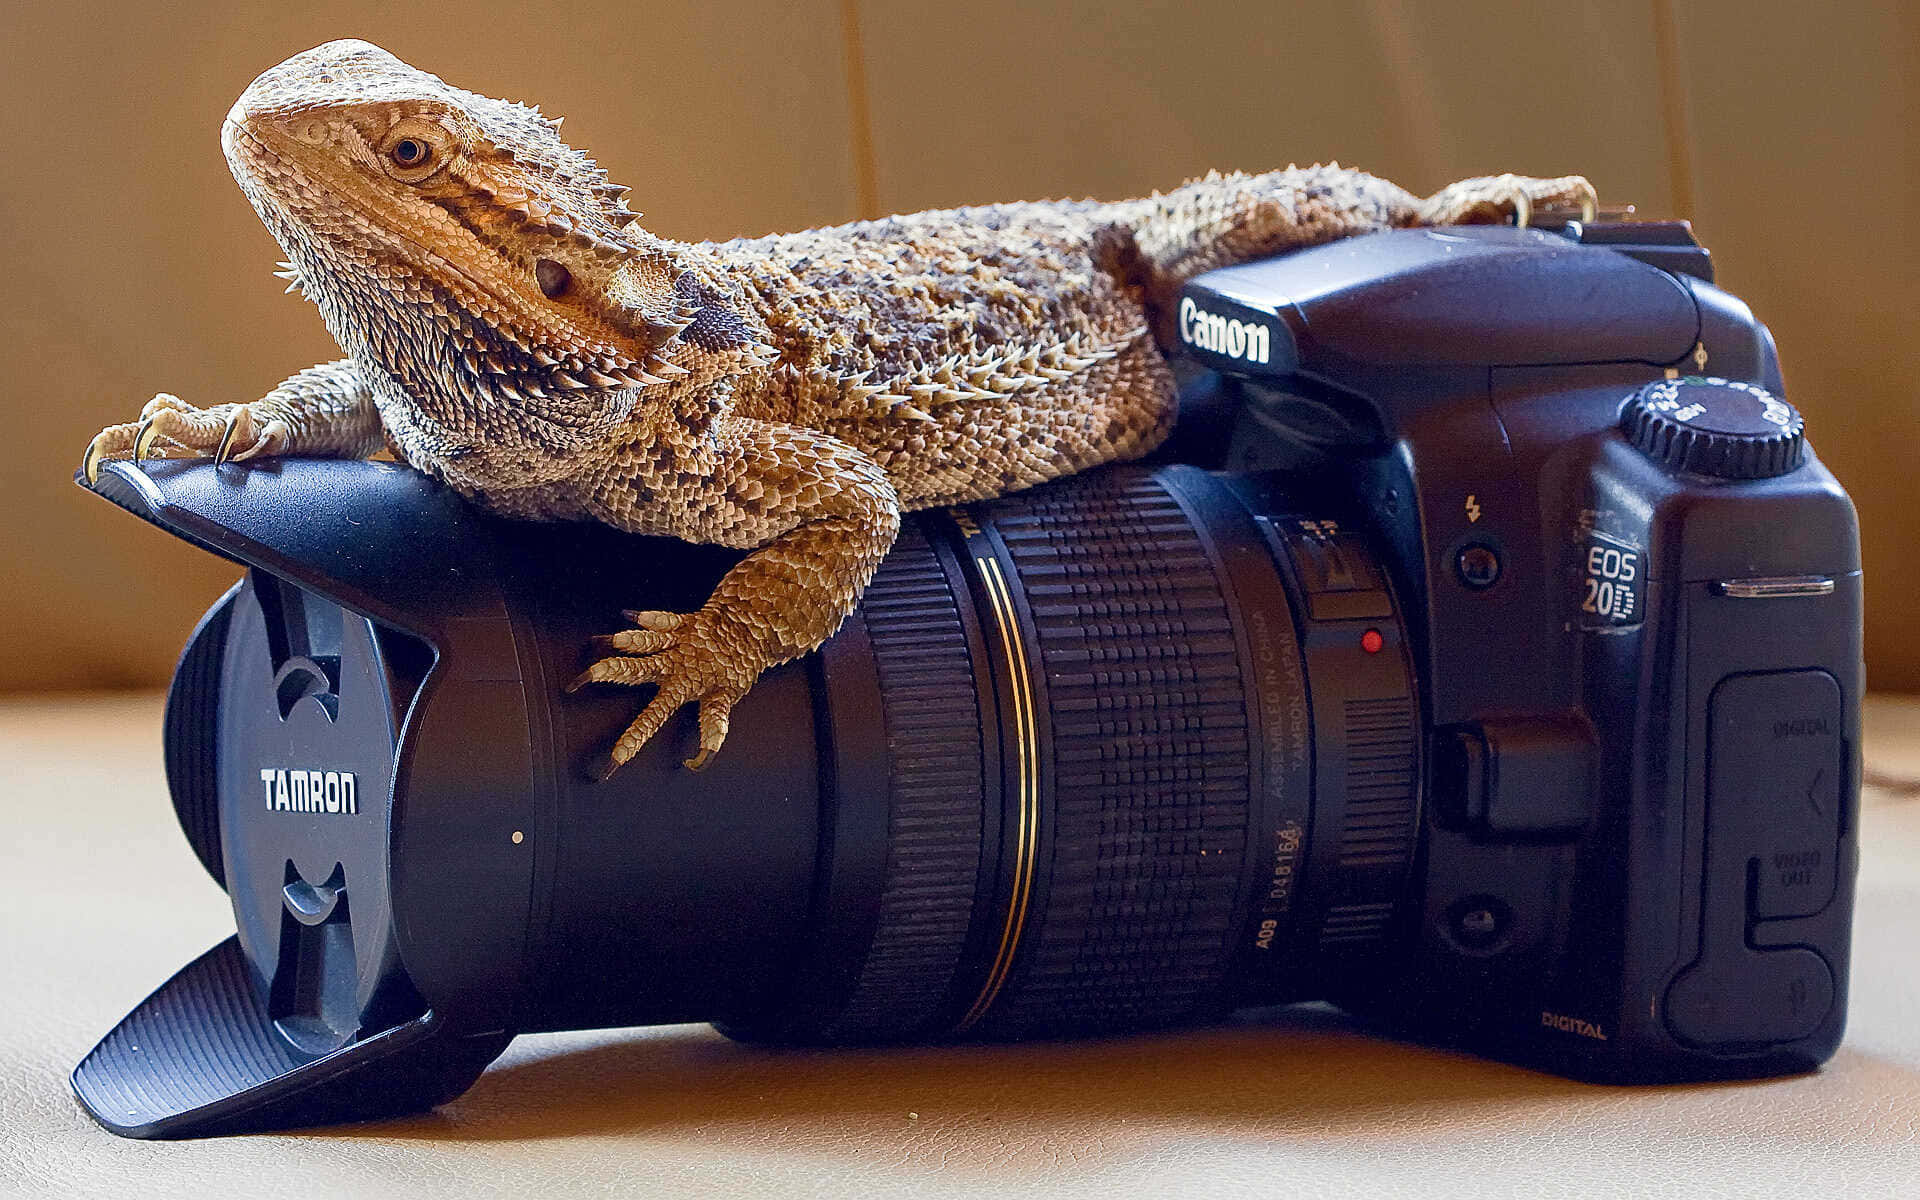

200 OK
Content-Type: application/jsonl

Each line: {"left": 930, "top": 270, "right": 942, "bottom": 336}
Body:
{"left": 6, "top": 692, "right": 1920, "bottom": 1192}
{"left": 1, "top": 1, "right": 1914, "bottom": 691}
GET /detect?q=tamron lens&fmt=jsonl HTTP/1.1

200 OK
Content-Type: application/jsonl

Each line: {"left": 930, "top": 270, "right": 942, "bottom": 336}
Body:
{"left": 74, "top": 224, "right": 1861, "bottom": 1138}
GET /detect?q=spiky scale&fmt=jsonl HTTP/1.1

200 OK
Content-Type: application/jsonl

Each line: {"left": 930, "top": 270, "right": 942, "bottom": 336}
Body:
{"left": 639, "top": 315, "right": 685, "bottom": 342}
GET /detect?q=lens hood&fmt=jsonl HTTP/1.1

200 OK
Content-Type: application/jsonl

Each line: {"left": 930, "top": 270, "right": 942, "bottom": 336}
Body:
{"left": 73, "top": 458, "right": 835, "bottom": 1136}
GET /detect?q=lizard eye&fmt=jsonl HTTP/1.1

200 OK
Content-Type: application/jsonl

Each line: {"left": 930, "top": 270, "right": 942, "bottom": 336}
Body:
{"left": 377, "top": 118, "right": 456, "bottom": 183}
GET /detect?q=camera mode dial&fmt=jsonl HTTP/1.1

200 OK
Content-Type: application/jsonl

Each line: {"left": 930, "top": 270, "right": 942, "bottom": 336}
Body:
{"left": 1621, "top": 376, "right": 1805, "bottom": 479}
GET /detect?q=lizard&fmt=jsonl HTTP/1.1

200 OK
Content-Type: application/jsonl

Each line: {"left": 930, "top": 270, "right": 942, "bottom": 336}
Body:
{"left": 81, "top": 39, "right": 1597, "bottom": 779}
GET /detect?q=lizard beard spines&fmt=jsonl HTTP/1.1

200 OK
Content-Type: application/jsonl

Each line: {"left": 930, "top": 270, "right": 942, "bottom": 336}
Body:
{"left": 444, "top": 292, "right": 690, "bottom": 402}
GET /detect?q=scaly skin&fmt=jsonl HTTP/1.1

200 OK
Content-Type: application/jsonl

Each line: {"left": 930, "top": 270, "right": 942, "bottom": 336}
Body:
{"left": 83, "top": 40, "right": 1597, "bottom": 777}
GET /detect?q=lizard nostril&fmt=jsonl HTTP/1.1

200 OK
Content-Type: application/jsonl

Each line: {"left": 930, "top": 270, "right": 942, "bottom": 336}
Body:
{"left": 535, "top": 258, "right": 571, "bottom": 300}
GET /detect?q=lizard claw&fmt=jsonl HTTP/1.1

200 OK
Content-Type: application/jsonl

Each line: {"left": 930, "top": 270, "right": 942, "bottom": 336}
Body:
{"left": 583, "top": 750, "right": 623, "bottom": 784}
{"left": 80, "top": 428, "right": 125, "bottom": 484}
{"left": 212, "top": 405, "right": 291, "bottom": 463}
{"left": 621, "top": 609, "right": 686, "bottom": 631}
{"left": 214, "top": 407, "right": 249, "bottom": 464}
{"left": 132, "top": 416, "right": 163, "bottom": 465}
{"left": 81, "top": 394, "right": 292, "bottom": 481}
{"left": 570, "top": 606, "right": 754, "bottom": 777}
{"left": 230, "top": 417, "right": 291, "bottom": 463}
{"left": 566, "top": 654, "right": 667, "bottom": 692}
{"left": 1505, "top": 182, "right": 1532, "bottom": 230}
{"left": 131, "top": 392, "right": 198, "bottom": 466}
{"left": 1420, "top": 173, "right": 1598, "bottom": 229}
{"left": 591, "top": 629, "right": 676, "bottom": 654}
{"left": 684, "top": 701, "right": 732, "bottom": 772}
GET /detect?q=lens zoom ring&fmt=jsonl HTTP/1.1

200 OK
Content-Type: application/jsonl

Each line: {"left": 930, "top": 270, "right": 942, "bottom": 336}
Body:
{"left": 824, "top": 524, "right": 987, "bottom": 1040}
{"left": 985, "top": 470, "right": 1250, "bottom": 1034}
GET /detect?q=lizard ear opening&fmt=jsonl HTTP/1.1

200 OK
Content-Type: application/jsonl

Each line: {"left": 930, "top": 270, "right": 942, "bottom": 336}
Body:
{"left": 535, "top": 259, "right": 572, "bottom": 299}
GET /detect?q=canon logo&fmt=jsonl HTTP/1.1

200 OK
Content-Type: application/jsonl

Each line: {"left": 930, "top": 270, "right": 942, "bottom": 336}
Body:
{"left": 1179, "top": 296, "right": 1272, "bottom": 364}
{"left": 260, "top": 767, "right": 360, "bottom": 815}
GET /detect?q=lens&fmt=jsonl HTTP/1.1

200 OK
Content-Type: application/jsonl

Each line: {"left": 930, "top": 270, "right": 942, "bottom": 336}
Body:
{"left": 726, "top": 462, "right": 1423, "bottom": 1043}
{"left": 171, "top": 459, "right": 1422, "bottom": 1056}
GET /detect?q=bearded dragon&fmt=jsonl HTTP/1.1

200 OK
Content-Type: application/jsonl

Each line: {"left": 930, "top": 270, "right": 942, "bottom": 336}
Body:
{"left": 82, "top": 39, "right": 1596, "bottom": 778}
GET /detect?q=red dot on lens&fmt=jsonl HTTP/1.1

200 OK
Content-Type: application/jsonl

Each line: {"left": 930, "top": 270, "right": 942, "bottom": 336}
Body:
{"left": 1361, "top": 629, "right": 1384, "bottom": 654}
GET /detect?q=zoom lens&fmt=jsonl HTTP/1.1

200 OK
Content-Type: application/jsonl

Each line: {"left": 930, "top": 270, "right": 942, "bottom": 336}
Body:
{"left": 727, "top": 463, "right": 1423, "bottom": 1043}
{"left": 161, "top": 461, "right": 1422, "bottom": 1046}
{"left": 86, "top": 456, "right": 1423, "bottom": 1136}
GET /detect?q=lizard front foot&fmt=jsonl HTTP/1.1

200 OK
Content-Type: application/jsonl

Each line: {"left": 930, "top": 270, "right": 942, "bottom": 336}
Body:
{"left": 1420, "top": 173, "right": 1598, "bottom": 228}
{"left": 567, "top": 606, "right": 758, "bottom": 779}
{"left": 82, "top": 394, "right": 291, "bottom": 482}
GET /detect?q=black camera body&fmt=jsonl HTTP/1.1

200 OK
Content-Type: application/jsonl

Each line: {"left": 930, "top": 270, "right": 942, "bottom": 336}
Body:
{"left": 73, "top": 221, "right": 1861, "bottom": 1139}
{"left": 1176, "top": 220, "right": 1859, "bottom": 1082}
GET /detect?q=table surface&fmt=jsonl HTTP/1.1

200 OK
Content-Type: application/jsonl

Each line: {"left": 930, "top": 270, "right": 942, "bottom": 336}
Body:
{"left": 5, "top": 692, "right": 1918, "bottom": 1199}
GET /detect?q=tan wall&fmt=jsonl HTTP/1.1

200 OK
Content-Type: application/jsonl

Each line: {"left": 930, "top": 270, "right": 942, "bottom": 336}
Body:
{"left": 2, "top": 1, "right": 1915, "bottom": 691}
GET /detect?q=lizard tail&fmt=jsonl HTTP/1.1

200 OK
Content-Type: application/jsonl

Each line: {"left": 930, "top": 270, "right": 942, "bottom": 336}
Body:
{"left": 1117, "top": 164, "right": 1423, "bottom": 327}
{"left": 1114, "top": 165, "right": 1596, "bottom": 349}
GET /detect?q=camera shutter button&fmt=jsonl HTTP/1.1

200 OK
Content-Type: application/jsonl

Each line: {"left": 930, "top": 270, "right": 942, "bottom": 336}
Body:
{"left": 1620, "top": 376, "right": 1805, "bottom": 478}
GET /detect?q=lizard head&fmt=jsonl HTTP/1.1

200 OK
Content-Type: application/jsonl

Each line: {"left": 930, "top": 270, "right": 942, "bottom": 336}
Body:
{"left": 221, "top": 40, "right": 702, "bottom": 478}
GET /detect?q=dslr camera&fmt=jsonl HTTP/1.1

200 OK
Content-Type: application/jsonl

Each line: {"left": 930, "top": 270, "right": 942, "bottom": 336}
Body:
{"left": 74, "top": 220, "right": 1861, "bottom": 1138}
